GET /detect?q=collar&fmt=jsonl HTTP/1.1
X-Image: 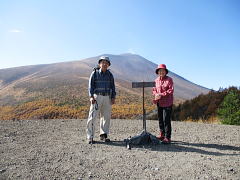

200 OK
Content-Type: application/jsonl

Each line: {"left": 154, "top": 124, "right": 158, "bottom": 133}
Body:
{"left": 99, "top": 68, "right": 108, "bottom": 74}
{"left": 159, "top": 75, "right": 167, "bottom": 80}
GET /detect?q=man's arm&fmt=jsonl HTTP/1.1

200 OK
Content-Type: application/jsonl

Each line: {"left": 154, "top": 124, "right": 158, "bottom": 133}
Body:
{"left": 88, "top": 71, "right": 96, "bottom": 103}
{"left": 110, "top": 73, "right": 116, "bottom": 104}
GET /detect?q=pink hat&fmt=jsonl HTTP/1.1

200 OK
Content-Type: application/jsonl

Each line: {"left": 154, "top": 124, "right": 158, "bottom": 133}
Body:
{"left": 155, "top": 64, "right": 168, "bottom": 74}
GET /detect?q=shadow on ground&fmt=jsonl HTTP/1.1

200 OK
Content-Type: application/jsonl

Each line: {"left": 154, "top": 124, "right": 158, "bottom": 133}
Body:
{"left": 94, "top": 140, "right": 240, "bottom": 156}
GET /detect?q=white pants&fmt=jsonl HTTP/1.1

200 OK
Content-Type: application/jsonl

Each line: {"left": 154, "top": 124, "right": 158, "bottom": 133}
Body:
{"left": 86, "top": 94, "right": 112, "bottom": 140}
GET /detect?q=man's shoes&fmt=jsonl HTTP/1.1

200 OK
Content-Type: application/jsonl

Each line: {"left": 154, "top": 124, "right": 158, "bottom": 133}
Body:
{"left": 162, "top": 137, "right": 171, "bottom": 144}
{"left": 100, "top": 134, "right": 105, "bottom": 140}
{"left": 156, "top": 131, "right": 165, "bottom": 141}
{"left": 105, "top": 138, "right": 110, "bottom": 142}
{"left": 100, "top": 134, "right": 110, "bottom": 142}
{"left": 88, "top": 138, "right": 95, "bottom": 144}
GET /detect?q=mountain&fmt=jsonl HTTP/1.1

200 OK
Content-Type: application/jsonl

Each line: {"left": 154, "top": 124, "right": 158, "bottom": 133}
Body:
{"left": 80, "top": 53, "right": 210, "bottom": 98}
{"left": 0, "top": 53, "right": 209, "bottom": 107}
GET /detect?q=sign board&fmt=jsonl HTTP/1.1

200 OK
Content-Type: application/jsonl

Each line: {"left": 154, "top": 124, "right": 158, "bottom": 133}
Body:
{"left": 132, "top": 82, "right": 155, "bottom": 88}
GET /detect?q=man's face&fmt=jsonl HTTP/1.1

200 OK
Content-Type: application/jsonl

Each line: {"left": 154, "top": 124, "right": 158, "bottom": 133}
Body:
{"left": 99, "top": 60, "right": 109, "bottom": 72}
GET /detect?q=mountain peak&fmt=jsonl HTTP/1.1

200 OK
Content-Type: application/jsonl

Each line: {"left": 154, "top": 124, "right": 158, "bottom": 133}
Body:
{"left": 0, "top": 53, "right": 210, "bottom": 105}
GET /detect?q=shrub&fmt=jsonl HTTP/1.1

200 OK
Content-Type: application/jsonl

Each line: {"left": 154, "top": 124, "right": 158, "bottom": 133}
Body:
{"left": 217, "top": 89, "right": 240, "bottom": 125}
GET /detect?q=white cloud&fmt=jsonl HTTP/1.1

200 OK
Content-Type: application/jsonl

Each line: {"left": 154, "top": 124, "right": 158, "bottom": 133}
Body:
{"left": 9, "top": 29, "right": 22, "bottom": 33}
{"left": 127, "top": 48, "right": 136, "bottom": 54}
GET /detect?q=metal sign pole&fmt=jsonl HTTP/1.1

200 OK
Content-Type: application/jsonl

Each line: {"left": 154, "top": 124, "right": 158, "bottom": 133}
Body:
{"left": 143, "top": 82, "right": 145, "bottom": 131}
{"left": 125, "top": 81, "right": 158, "bottom": 149}
{"left": 132, "top": 81, "right": 155, "bottom": 132}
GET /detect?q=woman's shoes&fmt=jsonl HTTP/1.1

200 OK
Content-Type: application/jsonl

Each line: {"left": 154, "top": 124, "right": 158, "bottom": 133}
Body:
{"left": 162, "top": 137, "right": 171, "bottom": 144}
{"left": 156, "top": 131, "right": 164, "bottom": 141}
{"left": 157, "top": 131, "right": 171, "bottom": 144}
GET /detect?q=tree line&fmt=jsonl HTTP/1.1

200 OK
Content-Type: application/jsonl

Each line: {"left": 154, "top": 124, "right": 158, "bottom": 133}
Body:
{"left": 172, "top": 86, "right": 240, "bottom": 125}
{"left": 1, "top": 87, "right": 239, "bottom": 125}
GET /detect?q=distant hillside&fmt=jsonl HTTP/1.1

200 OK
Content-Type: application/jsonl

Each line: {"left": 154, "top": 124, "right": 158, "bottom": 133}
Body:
{"left": 0, "top": 53, "right": 209, "bottom": 106}
{"left": 82, "top": 53, "right": 210, "bottom": 99}
{"left": 0, "top": 53, "right": 210, "bottom": 120}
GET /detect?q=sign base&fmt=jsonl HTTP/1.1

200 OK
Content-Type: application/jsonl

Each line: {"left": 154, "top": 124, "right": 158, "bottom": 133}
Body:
{"left": 124, "top": 131, "right": 159, "bottom": 149}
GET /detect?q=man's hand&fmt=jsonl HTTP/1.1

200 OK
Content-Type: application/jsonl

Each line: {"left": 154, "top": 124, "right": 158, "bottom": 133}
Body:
{"left": 90, "top": 97, "right": 96, "bottom": 104}
{"left": 111, "top": 98, "right": 115, "bottom": 105}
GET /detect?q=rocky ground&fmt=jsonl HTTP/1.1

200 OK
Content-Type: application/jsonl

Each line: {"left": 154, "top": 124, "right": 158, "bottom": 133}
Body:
{"left": 0, "top": 119, "right": 239, "bottom": 180}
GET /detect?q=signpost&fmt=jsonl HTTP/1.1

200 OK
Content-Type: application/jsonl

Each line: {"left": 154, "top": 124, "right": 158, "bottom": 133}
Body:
{"left": 132, "top": 81, "right": 155, "bottom": 132}
{"left": 124, "top": 81, "right": 159, "bottom": 149}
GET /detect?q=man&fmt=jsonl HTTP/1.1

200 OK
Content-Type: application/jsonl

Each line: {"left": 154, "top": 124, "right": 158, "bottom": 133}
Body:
{"left": 86, "top": 56, "right": 116, "bottom": 144}
{"left": 152, "top": 64, "right": 174, "bottom": 144}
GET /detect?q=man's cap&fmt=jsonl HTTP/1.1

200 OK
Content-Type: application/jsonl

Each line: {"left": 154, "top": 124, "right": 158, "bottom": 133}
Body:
{"left": 98, "top": 56, "right": 111, "bottom": 66}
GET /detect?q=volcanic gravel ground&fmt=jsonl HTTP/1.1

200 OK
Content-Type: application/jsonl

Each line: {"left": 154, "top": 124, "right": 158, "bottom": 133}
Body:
{"left": 0, "top": 119, "right": 239, "bottom": 180}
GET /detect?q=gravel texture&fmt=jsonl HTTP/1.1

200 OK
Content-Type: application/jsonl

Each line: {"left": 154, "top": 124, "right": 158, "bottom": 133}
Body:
{"left": 0, "top": 119, "right": 239, "bottom": 180}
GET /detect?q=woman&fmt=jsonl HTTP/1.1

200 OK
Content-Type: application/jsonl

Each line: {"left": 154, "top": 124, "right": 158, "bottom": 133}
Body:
{"left": 153, "top": 64, "right": 174, "bottom": 144}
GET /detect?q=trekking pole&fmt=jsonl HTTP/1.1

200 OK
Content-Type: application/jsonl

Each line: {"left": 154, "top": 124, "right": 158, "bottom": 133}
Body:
{"left": 91, "top": 100, "right": 98, "bottom": 145}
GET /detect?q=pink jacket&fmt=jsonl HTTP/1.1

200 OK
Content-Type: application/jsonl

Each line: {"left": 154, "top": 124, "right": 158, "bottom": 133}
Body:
{"left": 152, "top": 76, "right": 174, "bottom": 107}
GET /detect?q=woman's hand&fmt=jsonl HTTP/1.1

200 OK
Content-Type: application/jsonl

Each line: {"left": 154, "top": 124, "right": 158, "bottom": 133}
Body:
{"left": 155, "top": 94, "right": 161, "bottom": 100}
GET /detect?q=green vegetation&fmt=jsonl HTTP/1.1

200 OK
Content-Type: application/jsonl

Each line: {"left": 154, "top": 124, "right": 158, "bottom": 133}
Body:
{"left": 217, "top": 89, "right": 240, "bottom": 125}
{"left": 172, "top": 87, "right": 240, "bottom": 125}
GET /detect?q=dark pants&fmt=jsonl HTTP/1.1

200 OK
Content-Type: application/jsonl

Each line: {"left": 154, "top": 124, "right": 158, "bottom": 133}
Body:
{"left": 157, "top": 105, "right": 172, "bottom": 139}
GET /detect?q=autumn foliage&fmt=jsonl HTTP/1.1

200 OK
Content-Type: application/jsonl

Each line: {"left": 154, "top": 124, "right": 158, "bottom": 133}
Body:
{"left": 0, "top": 95, "right": 155, "bottom": 120}
{"left": 0, "top": 99, "right": 88, "bottom": 120}
{"left": 3, "top": 87, "right": 238, "bottom": 123}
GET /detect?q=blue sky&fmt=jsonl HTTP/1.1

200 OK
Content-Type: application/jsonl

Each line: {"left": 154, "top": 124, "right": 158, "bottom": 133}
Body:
{"left": 0, "top": 0, "right": 239, "bottom": 90}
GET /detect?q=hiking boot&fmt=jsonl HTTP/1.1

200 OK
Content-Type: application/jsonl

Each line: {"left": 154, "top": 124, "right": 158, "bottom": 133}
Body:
{"left": 88, "top": 138, "right": 95, "bottom": 144}
{"left": 100, "top": 134, "right": 106, "bottom": 140}
{"left": 100, "top": 134, "right": 110, "bottom": 142}
{"left": 156, "top": 131, "right": 165, "bottom": 141}
{"left": 162, "top": 137, "right": 171, "bottom": 144}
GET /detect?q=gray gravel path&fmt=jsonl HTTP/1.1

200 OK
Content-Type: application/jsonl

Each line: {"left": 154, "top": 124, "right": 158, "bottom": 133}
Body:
{"left": 0, "top": 119, "right": 239, "bottom": 180}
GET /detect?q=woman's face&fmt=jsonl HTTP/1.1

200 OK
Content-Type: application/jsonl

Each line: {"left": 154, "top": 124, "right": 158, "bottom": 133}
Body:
{"left": 158, "top": 69, "right": 166, "bottom": 77}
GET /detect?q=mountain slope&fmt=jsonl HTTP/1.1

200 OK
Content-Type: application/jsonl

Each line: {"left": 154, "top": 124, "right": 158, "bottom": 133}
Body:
{"left": 0, "top": 53, "right": 209, "bottom": 106}
{"left": 97, "top": 53, "right": 209, "bottom": 99}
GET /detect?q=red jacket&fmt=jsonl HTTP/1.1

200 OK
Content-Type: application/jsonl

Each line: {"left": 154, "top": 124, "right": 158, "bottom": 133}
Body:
{"left": 152, "top": 76, "right": 174, "bottom": 107}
